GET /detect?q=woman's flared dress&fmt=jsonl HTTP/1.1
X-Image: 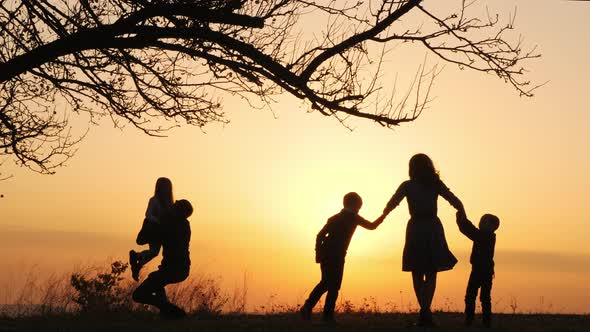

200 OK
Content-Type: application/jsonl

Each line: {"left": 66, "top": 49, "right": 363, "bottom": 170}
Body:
{"left": 385, "top": 180, "right": 462, "bottom": 272}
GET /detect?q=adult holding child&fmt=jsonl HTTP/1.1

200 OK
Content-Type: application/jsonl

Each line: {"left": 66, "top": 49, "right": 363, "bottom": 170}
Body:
{"left": 132, "top": 199, "right": 194, "bottom": 318}
{"left": 382, "top": 153, "right": 464, "bottom": 326}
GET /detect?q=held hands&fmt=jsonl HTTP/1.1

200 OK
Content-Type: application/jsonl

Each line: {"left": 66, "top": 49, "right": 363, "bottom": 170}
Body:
{"left": 382, "top": 208, "right": 392, "bottom": 217}
{"left": 373, "top": 213, "right": 387, "bottom": 228}
{"left": 456, "top": 210, "right": 467, "bottom": 224}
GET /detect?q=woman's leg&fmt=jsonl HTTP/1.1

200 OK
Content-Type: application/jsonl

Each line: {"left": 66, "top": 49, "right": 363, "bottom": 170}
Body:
{"left": 411, "top": 272, "right": 425, "bottom": 310}
{"left": 423, "top": 272, "right": 437, "bottom": 311}
{"left": 412, "top": 272, "right": 436, "bottom": 325}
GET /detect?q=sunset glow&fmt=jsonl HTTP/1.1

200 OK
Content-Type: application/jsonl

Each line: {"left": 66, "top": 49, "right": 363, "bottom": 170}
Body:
{"left": 1, "top": 0, "right": 589, "bottom": 315}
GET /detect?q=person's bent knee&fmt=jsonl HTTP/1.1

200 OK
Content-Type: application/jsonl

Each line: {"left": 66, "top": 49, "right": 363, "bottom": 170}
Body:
{"left": 132, "top": 287, "right": 147, "bottom": 303}
{"left": 132, "top": 281, "right": 156, "bottom": 303}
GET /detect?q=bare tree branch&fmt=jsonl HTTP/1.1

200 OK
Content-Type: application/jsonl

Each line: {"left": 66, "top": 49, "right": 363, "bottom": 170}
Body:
{"left": 0, "top": 0, "right": 540, "bottom": 175}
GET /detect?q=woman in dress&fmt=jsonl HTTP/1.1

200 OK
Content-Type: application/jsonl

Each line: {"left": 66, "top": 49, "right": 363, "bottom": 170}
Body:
{"left": 382, "top": 154, "right": 464, "bottom": 326}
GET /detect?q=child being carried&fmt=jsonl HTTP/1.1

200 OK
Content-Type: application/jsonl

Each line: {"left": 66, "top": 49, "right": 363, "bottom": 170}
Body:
{"left": 129, "top": 177, "right": 174, "bottom": 281}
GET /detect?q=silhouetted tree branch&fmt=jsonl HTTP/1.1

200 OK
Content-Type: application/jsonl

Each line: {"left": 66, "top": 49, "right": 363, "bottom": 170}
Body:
{"left": 0, "top": 0, "right": 540, "bottom": 174}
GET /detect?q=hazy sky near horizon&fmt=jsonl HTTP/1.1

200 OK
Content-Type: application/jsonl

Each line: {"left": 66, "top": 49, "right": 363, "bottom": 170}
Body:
{"left": 1, "top": 0, "right": 589, "bottom": 313}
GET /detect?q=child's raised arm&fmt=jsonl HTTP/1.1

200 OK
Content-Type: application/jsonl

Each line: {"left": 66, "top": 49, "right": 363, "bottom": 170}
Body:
{"left": 315, "top": 220, "right": 333, "bottom": 263}
{"left": 456, "top": 211, "right": 480, "bottom": 241}
{"left": 357, "top": 213, "right": 386, "bottom": 230}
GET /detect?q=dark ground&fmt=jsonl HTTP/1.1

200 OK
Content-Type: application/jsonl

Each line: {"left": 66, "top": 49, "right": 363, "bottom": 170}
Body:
{"left": 0, "top": 312, "right": 588, "bottom": 332}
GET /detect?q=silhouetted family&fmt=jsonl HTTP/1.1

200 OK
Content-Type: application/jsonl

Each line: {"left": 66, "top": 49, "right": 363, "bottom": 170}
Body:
{"left": 128, "top": 153, "right": 500, "bottom": 327}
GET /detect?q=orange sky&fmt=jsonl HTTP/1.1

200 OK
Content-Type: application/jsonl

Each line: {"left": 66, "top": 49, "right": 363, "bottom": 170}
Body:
{"left": 1, "top": 0, "right": 590, "bottom": 314}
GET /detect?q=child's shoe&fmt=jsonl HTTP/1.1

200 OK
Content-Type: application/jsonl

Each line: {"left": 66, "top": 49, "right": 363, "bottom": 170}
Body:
{"left": 465, "top": 312, "right": 474, "bottom": 326}
{"left": 465, "top": 305, "right": 475, "bottom": 327}
{"left": 129, "top": 250, "right": 140, "bottom": 281}
{"left": 299, "top": 305, "right": 311, "bottom": 320}
{"left": 482, "top": 308, "right": 492, "bottom": 328}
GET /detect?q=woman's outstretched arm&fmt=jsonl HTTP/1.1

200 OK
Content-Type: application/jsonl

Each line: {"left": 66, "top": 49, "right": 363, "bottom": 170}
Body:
{"left": 438, "top": 180, "right": 464, "bottom": 212}
{"left": 383, "top": 181, "right": 408, "bottom": 215}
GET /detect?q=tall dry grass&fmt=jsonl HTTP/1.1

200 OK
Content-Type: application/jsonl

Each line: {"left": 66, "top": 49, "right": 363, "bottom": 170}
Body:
{"left": 1, "top": 260, "right": 576, "bottom": 318}
{"left": 0, "top": 260, "right": 239, "bottom": 318}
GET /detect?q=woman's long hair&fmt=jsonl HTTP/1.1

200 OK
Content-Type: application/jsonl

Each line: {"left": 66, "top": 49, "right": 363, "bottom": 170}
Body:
{"left": 154, "top": 177, "right": 174, "bottom": 209}
{"left": 409, "top": 154, "right": 440, "bottom": 187}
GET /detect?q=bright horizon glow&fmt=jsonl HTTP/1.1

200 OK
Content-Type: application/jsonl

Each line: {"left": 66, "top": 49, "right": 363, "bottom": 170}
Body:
{"left": 1, "top": 0, "right": 590, "bottom": 314}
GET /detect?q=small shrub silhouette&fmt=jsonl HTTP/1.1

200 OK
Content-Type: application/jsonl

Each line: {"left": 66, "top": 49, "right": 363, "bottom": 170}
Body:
{"left": 70, "top": 261, "right": 132, "bottom": 313}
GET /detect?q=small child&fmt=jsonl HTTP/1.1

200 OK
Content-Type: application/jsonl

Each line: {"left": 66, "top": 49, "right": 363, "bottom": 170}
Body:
{"left": 300, "top": 192, "right": 386, "bottom": 323}
{"left": 456, "top": 211, "right": 500, "bottom": 328}
{"left": 130, "top": 177, "right": 174, "bottom": 281}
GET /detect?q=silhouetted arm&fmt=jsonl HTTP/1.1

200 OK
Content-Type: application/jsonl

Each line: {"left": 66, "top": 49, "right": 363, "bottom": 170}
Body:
{"left": 438, "top": 180, "right": 464, "bottom": 212}
{"left": 356, "top": 214, "right": 386, "bottom": 230}
{"left": 383, "top": 181, "right": 408, "bottom": 215}
{"left": 315, "top": 221, "right": 331, "bottom": 252}
{"left": 456, "top": 212, "right": 480, "bottom": 241}
{"left": 315, "top": 220, "right": 332, "bottom": 263}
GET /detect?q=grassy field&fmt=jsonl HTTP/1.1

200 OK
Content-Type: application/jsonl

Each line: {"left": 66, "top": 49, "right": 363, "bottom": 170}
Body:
{"left": 1, "top": 312, "right": 588, "bottom": 332}
{"left": 0, "top": 261, "right": 587, "bottom": 331}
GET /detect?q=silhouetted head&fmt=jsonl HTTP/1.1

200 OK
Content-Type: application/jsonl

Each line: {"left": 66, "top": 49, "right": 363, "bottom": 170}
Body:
{"left": 155, "top": 177, "right": 174, "bottom": 209}
{"left": 409, "top": 153, "right": 440, "bottom": 186}
{"left": 479, "top": 214, "right": 500, "bottom": 233}
{"left": 343, "top": 192, "right": 363, "bottom": 213}
{"left": 173, "top": 199, "right": 193, "bottom": 219}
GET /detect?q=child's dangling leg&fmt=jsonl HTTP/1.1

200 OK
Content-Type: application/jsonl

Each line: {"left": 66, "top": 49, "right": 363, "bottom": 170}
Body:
{"left": 137, "top": 242, "right": 161, "bottom": 266}
{"left": 130, "top": 242, "right": 161, "bottom": 281}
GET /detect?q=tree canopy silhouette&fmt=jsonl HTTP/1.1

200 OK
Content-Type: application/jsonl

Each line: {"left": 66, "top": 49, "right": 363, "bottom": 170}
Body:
{"left": 0, "top": 0, "right": 539, "bottom": 174}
